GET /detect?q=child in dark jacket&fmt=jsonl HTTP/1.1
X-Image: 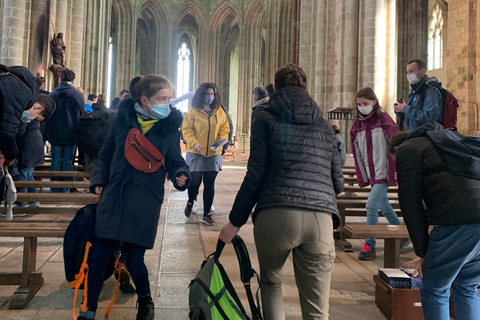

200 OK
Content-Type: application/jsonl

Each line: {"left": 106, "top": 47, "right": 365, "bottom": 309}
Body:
{"left": 78, "top": 75, "right": 190, "bottom": 320}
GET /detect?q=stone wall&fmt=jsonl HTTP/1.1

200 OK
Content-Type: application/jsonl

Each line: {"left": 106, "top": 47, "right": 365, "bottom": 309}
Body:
{"left": 445, "top": 0, "right": 479, "bottom": 134}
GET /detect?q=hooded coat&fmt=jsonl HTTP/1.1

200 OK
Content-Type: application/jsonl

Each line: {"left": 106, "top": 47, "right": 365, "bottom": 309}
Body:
{"left": 229, "top": 86, "right": 344, "bottom": 229}
{"left": 0, "top": 65, "right": 39, "bottom": 160}
{"left": 16, "top": 120, "right": 45, "bottom": 169}
{"left": 396, "top": 122, "right": 480, "bottom": 257}
{"left": 90, "top": 98, "right": 190, "bottom": 249}
{"left": 47, "top": 82, "right": 85, "bottom": 145}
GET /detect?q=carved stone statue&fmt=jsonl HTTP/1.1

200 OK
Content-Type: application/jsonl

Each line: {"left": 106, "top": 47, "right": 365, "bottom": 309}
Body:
{"left": 50, "top": 33, "right": 66, "bottom": 67}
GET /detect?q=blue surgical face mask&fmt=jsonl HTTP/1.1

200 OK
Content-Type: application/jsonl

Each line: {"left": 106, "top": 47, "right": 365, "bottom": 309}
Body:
{"left": 146, "top": 100, "right": 171, "bottom": 119}
{"left": 21, "top": 110, "right": 36, "bottom": 123}
{"left": 205, "top": 95, "right": 214, "bottom": 105}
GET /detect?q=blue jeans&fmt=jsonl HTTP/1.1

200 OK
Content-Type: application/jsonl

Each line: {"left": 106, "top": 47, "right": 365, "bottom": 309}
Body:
{"left": 50, "top": 144, "right": 76, "bottom": 193}
{"left": 15, "top": 167, "right": 39, "bottom": 207}
{"left": 421, "top": 224, "right": 480, "bottom": 320}
{"left": 86, "top": 237, "right": 150, "bottom": 311}
{"left": 365, "top": 183, "right": 400, "bottom": 248}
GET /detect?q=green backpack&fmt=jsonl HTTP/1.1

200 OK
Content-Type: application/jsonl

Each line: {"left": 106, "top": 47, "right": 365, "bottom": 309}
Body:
{"left": 189, "top": 236, "right": 263, "bottom": 320}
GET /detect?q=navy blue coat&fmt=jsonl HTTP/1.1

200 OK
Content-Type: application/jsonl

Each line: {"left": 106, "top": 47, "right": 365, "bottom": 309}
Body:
{"left": 47, "top": 83, "right": 85, "bottom": 145}
{"left": 0, "top": 66, "right": 39, "bottom": 160}
{"left": 90, "top": 99, "right": 190, "bottom": 249}
{"left": 16, "top": 121, "right": 45, "bottom": 169}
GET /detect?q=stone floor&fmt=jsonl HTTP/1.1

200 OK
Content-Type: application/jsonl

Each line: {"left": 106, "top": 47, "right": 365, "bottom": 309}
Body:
{"left": 0, "top": 158, "right": 419, "bottom": 320}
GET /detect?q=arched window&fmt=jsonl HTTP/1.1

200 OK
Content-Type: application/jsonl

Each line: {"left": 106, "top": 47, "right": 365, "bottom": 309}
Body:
{"left": 107, "top": 36, "right": 113, "bottom": 106}
{"left": 428, "top": 4, "right": 444, "bottom": 70}
{"left": 177, "top": 42, "right": 191, "bottom": 113}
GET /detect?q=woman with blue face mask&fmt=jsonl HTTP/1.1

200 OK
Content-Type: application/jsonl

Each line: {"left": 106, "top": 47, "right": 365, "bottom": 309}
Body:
{"left": 350, "top": 87, "right": 406, "bottom": 261}
{"left": 78, "top": 75, "right": 191, "bottom": 320}
{"left": 182, "top": 83, "right": 230, "bottom": 226}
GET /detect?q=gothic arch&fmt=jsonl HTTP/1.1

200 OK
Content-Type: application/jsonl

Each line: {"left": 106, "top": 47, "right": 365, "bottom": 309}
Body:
{"left": 208, "top": 2, "right": 242, "bottom": 103}
{"left": 171, "top": 2, "right": 207, "bottom": 91}
{"left": 136, "top": 0, "right": 168, "bottom": 75}
{"left": 110, "top": 0, "right": 134, "bottom": 98}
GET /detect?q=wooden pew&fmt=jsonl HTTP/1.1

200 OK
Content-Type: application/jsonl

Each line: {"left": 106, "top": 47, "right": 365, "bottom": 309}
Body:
{"left": 0, "top": 183, "right": 95, "bottom": 309}
{"left": 342, "top": 225, "right": 408, "bottom": 268}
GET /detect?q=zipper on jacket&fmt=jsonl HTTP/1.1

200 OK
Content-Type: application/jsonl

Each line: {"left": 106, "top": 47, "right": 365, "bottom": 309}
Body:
{"left": 206, "top": 113, "right": 211, "bottom": 157}
{"left": 133, "top": 132, "right": 164, "bottom": 162}
{"left": 132, "top": 144, "right": 152, "bottom": 169}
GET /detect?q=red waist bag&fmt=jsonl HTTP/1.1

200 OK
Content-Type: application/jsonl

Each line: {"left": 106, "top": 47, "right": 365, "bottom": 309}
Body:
{"left": 124, "top": 128, "right": 165, "bottom": 173}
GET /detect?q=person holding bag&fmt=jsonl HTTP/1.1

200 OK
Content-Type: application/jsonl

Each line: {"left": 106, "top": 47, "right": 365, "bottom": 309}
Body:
{"left": 78, "top": 75, "right": 190, "bottom": 320}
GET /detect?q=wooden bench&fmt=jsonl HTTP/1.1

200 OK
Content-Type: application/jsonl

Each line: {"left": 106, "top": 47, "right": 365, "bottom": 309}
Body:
{"left": 0, "top": 185, "right": 96, "bottom": 309}
{"left": 33, "top": 171, "right": 90, "bottom": 179}
{"left": 342, "top": 225, "right": 408, "bottom": 268}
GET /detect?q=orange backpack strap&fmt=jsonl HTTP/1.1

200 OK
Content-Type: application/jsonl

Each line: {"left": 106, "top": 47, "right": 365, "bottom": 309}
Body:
{"left": 73, "top": 241, "right": 92, "bottom": 319}
{"left": 105, "top": 256, "right": 131, "bottom": 317}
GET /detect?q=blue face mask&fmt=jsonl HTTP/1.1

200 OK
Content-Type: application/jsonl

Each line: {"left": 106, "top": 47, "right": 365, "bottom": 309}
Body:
{"left": 205, "top": 95, "right": 214, "bottom": 105}
{"left": 150, "top": 103, "right": 171, "bottom": 119}
{"left": 21, "top": 110, "right": 35, "bottom": 123}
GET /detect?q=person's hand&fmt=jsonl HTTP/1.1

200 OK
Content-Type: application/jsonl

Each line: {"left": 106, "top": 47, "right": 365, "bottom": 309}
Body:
{"left": 404, "top": 257, "right": 424, "bottom": 279}
{"left": 176, "top": 174, "right": 187, "bottom": 187}
{"left": 193, "top": 143, "right": 202, "bottom": 153}
{"left": 393, "top": 100, "right": 407, "bottom": 113}
{"left": 219, "top": 222, "right": 241, "bottom": 244}
{"left": 95, "top": 186, "right": 104, "bottom": 195}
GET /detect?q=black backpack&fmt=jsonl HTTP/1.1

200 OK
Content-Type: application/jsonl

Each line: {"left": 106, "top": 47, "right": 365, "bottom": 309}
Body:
{"left": 76, "top": 110, "right": 115, "bottom": 158}
{"left": 426, "top": 128, "right": 480, "bottom": 180}
{"left": 63, "top": 203, "right": 119, "bottom": 318}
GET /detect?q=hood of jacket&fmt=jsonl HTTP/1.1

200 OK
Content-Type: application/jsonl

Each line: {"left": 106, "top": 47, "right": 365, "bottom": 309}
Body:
{"left": 118, "top": 98, "right": 183, "bottom": 136}
{"left": 91, "top": 103, "right": 107, "bottom": 112}
{"left": 406, "top": 122, "right": 444, "bottom": 140}
{"left": 267, "top": 86, "right": 322, "bottom": 125}
{"left": 52, "top": 82, "right": 77, "bottom": 98}
{"left": 8, "top": 66, "right": 39, "bottom": 110}
{"left": 411, "top": 75, "right": 440, "bottom": 92}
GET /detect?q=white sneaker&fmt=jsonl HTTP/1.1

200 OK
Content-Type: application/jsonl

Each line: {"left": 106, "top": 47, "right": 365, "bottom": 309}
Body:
{"left": 210, "top": 205, "right": 215, "bottom": 213}
{"left": 192, "top": 200, "right": 198, "bottom": 214}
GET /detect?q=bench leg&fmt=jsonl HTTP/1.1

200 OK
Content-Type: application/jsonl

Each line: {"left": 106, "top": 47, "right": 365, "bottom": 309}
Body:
{"left": 384, "top": 238, "right": 400, "bottom": 268}
{"left": 7, "top": 237, "right": 44, "bottom": 309}
{"left": 335, "top": 206, "right": 353, "bottom": 252}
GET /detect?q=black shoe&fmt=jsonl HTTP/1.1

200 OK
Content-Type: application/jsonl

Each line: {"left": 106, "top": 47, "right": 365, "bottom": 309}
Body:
{"left": 358, "top": 243, "right": 377, "bottom": 260}
{"left": 184, "top": 202, "right": 193, "bottom": 217}
{"left": 136, "top": 295, "right": 154, "bottom": 320}
{"left": 119, "top": 269, "right": 136, "bottom": 293}
{"left": 77, "top": 317, "right": 88, "bottom": 320}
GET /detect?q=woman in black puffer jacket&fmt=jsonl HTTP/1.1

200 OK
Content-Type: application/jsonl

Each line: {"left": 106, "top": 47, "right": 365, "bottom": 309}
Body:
{"left": 220, "top": 64, "right": 344, "bottom": 320}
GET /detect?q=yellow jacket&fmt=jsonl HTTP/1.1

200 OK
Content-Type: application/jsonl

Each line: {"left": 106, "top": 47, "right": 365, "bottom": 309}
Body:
{"left": 182, "top": 106, "right": 230, "bottom": 157}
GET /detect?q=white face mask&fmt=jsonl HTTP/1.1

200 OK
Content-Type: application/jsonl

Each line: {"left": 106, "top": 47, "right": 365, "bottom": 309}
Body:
{"left": 407, "top": 73, "right": 420, "bottom": 85}
{"left": 358, "top": 104, "right": 374, "bottom": 115}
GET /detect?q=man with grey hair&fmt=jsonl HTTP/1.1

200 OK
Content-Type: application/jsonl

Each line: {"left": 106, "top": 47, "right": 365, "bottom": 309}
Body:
{"left": 251, "top": 86, "right": 269, "bottom": 125}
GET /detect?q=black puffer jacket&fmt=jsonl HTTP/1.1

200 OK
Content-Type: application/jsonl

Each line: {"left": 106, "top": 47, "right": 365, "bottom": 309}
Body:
{"left": 0, "top": 65, "right": 39, "bottom": 160}
{"left": 16, "top": 121, "right": 45, "bottom": 169}
{"left": 396, "top": 122, "right": 480, "bottom": 257}
{"left": 229, "top": 86, "right": 344, "bottom": 229}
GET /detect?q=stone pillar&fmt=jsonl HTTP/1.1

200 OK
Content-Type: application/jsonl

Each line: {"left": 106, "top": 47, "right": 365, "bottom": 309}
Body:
{"left": 28, "top": 0, "right": 50, "bottom": 77}
{"left": 445, "top": 0, "right": 478, "bottom": 134}
{"left": 55, "top": 0, "right": 68, "bottom": 41}
{"left": 1, "top": 0, "right": 26, "bottom": 66}
{"left": 67, "top": 0, "right": 86, "bottom": 86}
{"left": 333, "top": 0, "right": 359, "bottom": 109}
{"left": 396, "top": 0, "right": 429, "bottom": 128}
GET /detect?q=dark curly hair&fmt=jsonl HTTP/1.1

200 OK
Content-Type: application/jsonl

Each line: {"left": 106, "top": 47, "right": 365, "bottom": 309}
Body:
{"left": 191, "top": 83, "right": 221, "bottom": 109}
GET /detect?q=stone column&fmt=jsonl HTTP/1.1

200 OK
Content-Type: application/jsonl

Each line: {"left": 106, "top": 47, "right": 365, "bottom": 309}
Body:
{"left": 445, "top": 0, "right": 478, "bottom": 134}
{"left": 67, "top": 0, "right": 85, "bottom": 86}
{"left": 28, "top": 0, "right": 50, "bottom": 75}
{"left": 55, "top": 0, "right": 68, "bottom": 40}
{"left": 333, "top": 0, "right": 359, "bottom": 109}
{"left": 396, "top": 0, "right": 429, "bottom": 129}
{"left": 1, "top": 0, "right": 26, "bottom": 66}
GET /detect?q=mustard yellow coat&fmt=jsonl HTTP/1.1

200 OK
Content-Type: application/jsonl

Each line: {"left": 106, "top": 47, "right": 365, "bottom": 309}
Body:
{"left": 182, "top": 106, "right": 230, "bottom": 157}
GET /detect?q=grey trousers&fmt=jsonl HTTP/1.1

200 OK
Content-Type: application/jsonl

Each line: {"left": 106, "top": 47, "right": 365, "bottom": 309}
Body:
{"left": 254, "top": 207, "right": 335, "bottom": 320}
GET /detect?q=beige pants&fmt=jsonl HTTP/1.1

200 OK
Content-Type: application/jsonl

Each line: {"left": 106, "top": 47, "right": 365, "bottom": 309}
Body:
{"left": 254, "top": 207, "right": 335, "bottom": 320}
